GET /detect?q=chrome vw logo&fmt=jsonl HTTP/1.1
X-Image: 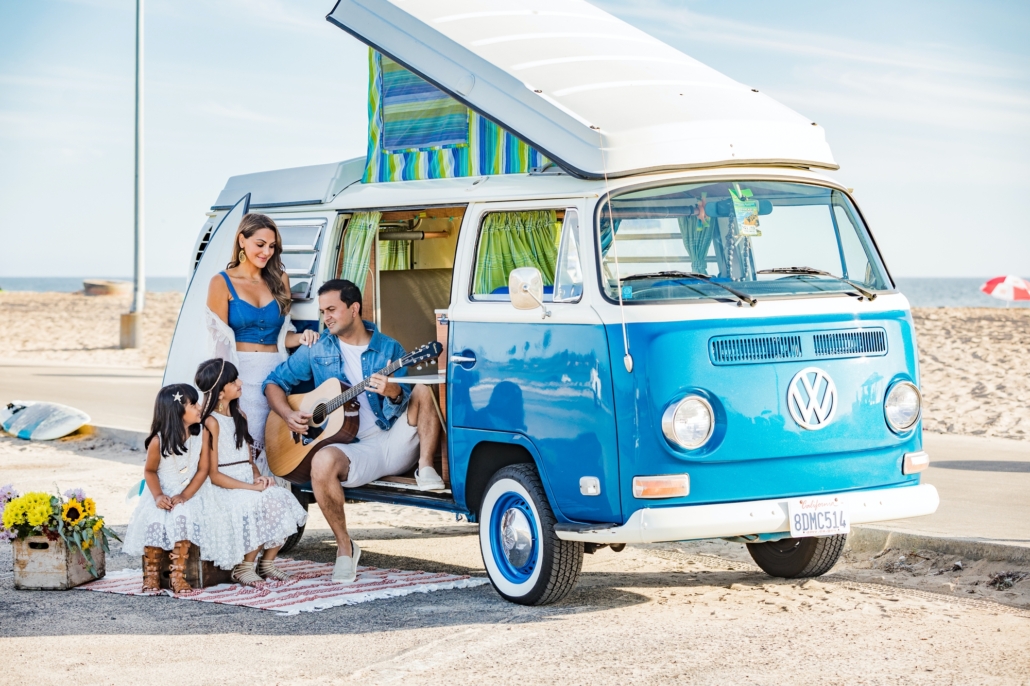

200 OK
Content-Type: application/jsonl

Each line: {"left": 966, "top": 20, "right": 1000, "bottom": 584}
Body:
{"left": 787, "top": 367, "right": 837, "bottom": 430}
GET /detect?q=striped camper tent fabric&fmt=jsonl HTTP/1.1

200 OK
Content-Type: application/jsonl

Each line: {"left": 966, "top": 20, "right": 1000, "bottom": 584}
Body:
{"left": 363, "top": 50, "right": 549, "bottom": 183}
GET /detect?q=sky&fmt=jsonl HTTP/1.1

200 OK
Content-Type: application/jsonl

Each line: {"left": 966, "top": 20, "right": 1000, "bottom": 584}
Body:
{"left": 1, "top": 0, "right": 1027, "bottom": 279}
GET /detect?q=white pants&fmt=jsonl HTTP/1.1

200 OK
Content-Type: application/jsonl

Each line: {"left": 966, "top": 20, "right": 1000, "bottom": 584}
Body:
{"left": 237, "top": 351, "right": 288, "bottom": 486}
{"left": 334, "top": 417, "right": 420, "bottom": 488}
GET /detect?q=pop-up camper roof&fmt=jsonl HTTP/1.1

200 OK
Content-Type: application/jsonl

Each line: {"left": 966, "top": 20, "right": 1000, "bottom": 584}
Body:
{"left": 327, "top": 0, "right": 837, "bottom": 180}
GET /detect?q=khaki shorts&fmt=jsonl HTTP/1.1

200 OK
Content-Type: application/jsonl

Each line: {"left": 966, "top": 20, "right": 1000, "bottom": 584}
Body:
{"left": 334, "top": 417, "right": 419, "bottom": 488}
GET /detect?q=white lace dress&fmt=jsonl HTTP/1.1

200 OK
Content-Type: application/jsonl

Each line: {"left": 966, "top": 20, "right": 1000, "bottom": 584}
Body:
{"left": 205, "top": 412, "right": 307, "bottom": 565}
{"left": 123, "top": 437, "right": 223, "bottom": 556}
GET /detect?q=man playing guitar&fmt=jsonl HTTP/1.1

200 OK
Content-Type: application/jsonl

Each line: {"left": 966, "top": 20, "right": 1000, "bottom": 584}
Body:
{"left": 263, "top": 279, "right": 444, "bottom": 583}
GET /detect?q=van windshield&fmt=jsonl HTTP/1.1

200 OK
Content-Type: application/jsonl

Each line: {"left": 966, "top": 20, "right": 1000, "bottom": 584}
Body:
{"left": 597, "top": 180, "right": 891, "bottom": 304}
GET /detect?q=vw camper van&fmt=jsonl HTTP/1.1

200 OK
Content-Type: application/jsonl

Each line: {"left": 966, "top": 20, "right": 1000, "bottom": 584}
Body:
{"left": 164, "top": 0, "right": 939, "bottom": 605}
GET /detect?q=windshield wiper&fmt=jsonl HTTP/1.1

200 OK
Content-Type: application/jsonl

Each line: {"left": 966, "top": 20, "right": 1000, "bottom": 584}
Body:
{"left": 620, "top": 271, "right": 757, "bottom": 307}
{"left": 758, "top": 267, "right": 877, "bottom": 301}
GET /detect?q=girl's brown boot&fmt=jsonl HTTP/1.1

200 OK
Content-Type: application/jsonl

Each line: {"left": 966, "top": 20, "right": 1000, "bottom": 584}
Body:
{"left": 168, "top": 540, "right": 194, "bottom": 594}
{"left": 142, "top": 547, "right": 162, "bottom": 591}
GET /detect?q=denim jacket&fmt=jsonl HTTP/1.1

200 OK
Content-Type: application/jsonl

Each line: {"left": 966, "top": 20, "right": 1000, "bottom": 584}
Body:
{"left": 262, "top": 320, "right": 411, "bottom": 431}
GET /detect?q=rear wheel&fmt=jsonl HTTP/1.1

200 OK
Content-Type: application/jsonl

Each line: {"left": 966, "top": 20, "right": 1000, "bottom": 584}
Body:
{"left": 478, "top": 464, "right": 583, "bottom": 605}
{"left": 746, "top": 534, "right": 847, "bottom": 578}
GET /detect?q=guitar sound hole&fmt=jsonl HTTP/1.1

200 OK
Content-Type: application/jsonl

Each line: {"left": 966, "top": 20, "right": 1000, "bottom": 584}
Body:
{"left": 311, "top": 404, "right": 327, "bottom": 425}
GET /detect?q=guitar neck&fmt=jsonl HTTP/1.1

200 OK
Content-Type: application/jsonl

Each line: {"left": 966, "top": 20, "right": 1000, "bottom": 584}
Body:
{"left": 324, "top": 358, "right": 406, "bottom": 415}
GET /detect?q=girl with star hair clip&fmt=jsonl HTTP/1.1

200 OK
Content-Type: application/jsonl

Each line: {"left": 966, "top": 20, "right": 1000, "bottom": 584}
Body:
{"left": 123, "top": 383, "right": 225, "bottom": 594}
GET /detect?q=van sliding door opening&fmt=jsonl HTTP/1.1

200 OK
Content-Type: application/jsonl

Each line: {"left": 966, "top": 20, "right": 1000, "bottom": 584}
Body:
{"left": 334, "top": 205, "right": 466, "bottom": 369}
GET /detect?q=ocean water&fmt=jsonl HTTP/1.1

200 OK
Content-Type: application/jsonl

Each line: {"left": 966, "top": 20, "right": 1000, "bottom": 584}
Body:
{"left": 0, "top": 276, "right": 1025, "bottom": 308}
{"left": 0, "top": 276, "right": 186, "bottom": 293}
{"left": 894, "top": 278, "right": 1030, "bottom": 308}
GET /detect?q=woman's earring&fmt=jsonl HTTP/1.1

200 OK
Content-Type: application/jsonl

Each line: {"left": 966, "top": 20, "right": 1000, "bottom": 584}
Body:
{"left": 238, "top": 250, "right": 246, "bottom": 264}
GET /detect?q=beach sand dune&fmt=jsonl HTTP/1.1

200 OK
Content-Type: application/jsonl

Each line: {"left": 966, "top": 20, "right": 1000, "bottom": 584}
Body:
{"left": 1, "top": 293, "right": 1026, "bottom": 439}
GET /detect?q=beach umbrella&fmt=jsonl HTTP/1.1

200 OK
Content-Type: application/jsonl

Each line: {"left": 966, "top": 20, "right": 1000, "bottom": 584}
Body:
{"left": 980, "top": 275, "right": 1030, "bottom": 302}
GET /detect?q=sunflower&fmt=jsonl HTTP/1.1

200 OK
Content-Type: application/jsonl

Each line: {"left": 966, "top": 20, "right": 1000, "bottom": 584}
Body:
{"left": 62, "top": 500, "right": 85, "bottom": 526}
{"left": 82, "top": 498, "right": 96, "bottom": 517}
{"left": 92, "top": 518, "right": 105, "bottom": 534}
{"left": 81, "top": 537, "right": 92, "bottom": 551}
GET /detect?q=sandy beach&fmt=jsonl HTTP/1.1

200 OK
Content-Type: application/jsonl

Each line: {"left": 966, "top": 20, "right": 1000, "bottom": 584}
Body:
{"left": 0, "top": 291, "right": 182, "bottom": 369}
{"left": 913, "top": 308, "right": 1030, "bottom": 440}
{"left": 1, "top": 291, "right": 1027, "bottom": 440}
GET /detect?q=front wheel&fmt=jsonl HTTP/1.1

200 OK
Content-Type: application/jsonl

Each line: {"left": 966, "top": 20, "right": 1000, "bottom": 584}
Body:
{"left": 479, "top": 464, "right": 583, "bottom": 605}
{"left": 746, "top": 534, "right": 847, "bottom": 578}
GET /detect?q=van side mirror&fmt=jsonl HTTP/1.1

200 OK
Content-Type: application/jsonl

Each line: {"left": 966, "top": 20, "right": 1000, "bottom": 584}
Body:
{"left": 508, "top": 267, "right": 551, "bottom": 319}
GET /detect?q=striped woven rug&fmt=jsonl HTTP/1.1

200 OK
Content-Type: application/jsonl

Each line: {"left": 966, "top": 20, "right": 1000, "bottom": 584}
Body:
{"left": 77, "top": 558, "right": 489, "bottom": 614}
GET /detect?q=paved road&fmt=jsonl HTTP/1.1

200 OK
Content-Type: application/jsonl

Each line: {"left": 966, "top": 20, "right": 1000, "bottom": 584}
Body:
{"left": 2, "top": 361, "right": 1027, "bottom": 547}
{"left": 883, "top": 432, "right": 1030, "bottom": 546}
{"left": 0, "top": 362, "right": 162, "bottom": 430}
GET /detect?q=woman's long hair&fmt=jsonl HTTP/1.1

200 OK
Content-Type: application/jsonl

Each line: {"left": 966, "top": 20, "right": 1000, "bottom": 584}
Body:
{"left": 226, "top": 212, "right": 291, "bottom": 314}
{"left": 145, "top": 384, "right": 200, "bottom": 457}
{"left": 195, "top": 359, "right": 253, "bottom": 451}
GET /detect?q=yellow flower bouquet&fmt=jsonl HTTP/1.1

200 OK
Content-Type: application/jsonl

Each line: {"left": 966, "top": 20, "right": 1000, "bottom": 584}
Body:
{"left": 1, "top": 485, "right": 120, "bottom": 576}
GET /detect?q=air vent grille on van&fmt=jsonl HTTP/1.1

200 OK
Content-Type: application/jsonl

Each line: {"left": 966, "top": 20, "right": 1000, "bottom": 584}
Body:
{"left": 193, "top": 224, "right": 216, "bottom": 274}
{"left": 813, "top": 329, "right": 887, "bottom": 357}
{"left": 710, "top": 335, "right": 803, "bottom": 364}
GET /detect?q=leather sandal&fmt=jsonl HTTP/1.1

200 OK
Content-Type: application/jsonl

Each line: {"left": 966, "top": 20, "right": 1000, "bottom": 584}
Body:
{"left": 142, "top": 546, "right": 162, "bottom": 592}
{"left": 232, "top": 562, "right": 263, "bottom": 586}
{"left": 257, "top": 560, "right": 291, "bottom": 582}
{"left": 168, "top": 540, "right": 194, "bottom": 594}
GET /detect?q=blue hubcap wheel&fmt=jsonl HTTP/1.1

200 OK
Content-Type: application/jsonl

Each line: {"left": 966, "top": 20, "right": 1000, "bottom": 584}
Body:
{"left": 490, "top": 492, "right": 538, "bottom": 583}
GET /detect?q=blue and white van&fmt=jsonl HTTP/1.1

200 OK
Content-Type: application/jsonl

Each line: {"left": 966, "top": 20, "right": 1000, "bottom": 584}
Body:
{"left": 165, "top": 0, "right": 939, "bottom": 605}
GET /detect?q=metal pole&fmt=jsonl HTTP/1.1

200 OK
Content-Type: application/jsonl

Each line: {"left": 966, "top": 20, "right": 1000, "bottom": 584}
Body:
{"left": 121, "top": 0, "right": 144, "bottom": 348}
{"left": 132, "top": 0, "right": 145, "bottom": 314}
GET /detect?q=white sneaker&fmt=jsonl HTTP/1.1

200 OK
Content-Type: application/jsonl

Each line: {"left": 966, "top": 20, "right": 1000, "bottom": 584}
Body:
{"left": 332, "top": 540, "right": 361, "bottom": 583}
{"left": 415, "top": 466, "right": 446, "bottom": 491}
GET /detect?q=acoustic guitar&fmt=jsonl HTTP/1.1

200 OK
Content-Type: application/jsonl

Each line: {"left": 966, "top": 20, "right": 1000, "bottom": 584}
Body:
{"left": 264, "top": 341, "right": 443, "bottom": 483}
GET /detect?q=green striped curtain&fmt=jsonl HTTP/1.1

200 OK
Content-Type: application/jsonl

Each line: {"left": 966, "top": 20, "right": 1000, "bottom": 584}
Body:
{"left": 473, "top": 211, "right": 559, "bottom": 295}
{"left": 379, "top": 239, "right": 410, "bottom": 271}
{"left": 678, "top": 215, "right": 714, "bottom": 275}
{"left": 340, "top": 212, "right": 381, "bottom": 287}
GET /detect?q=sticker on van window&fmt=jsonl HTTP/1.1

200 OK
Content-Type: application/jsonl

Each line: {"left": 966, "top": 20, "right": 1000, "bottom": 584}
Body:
{"left": 730, "top": 186, "right": 761, "bottom": 237}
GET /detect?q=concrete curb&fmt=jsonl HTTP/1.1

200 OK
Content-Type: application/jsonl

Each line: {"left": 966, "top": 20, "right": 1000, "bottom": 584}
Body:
{"left": 80, "top": 424, "right": 147, "bottom": 451}
{"left": 848, "top": 526, "right": 1030, "bottom": 565}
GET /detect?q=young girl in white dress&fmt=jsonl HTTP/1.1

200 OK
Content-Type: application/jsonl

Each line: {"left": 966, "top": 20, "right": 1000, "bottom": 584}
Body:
{"left": 196, "top": 358, "right": 308, "bottom": 586}
{"left": 123, "top": 384, "right": 218, "bottom": 594}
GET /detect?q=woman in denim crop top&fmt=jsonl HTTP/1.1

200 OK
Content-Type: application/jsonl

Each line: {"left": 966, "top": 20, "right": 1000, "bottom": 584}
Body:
{"left": 205, "top": 213, "right": 318, "bottom": 476}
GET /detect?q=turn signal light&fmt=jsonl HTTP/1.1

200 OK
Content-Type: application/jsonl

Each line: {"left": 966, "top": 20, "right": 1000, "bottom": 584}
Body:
{"left": 902, "top": 451, "right": 930, "bottom": 475}
{"left": 633, "top": 474, "right": 690, "bottom": 499}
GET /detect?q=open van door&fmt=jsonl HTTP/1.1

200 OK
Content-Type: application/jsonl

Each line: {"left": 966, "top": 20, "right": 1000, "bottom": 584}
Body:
{"left": 163, "top": 194, "right": 250, "bottom": 387}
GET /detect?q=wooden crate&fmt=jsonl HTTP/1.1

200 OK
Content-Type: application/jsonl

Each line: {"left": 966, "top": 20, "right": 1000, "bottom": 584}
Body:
{"left": 149, "top": 543, "right": 232, "bottom": 589}
{"left": 13, "top": 536, "right": 105, "bottom": 590}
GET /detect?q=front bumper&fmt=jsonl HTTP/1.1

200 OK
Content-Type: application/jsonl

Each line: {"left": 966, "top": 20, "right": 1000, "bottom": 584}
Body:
{"left": 554, "top": 483, "right": 939, "bottom": 544}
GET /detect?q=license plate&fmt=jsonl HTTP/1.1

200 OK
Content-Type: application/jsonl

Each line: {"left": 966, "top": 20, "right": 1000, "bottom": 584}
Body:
{"left": 787, "top": 496, "right": 850, "bottom": 538}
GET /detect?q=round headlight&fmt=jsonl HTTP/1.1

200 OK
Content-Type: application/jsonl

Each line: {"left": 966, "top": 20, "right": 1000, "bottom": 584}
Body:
{"left": 662, "top": 396, "right": 714, "bottom": 449}
{"left": 884, "top": 382, "right": 921, "bottom": 432}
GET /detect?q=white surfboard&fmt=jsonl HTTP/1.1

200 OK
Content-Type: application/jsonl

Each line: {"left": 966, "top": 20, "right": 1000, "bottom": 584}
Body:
{"left": 0, "top": 401, "right": 91, "bottom": 441}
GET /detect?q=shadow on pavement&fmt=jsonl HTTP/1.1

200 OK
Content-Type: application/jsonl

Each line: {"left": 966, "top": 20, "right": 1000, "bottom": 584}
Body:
{"left": 932, "top": 460, "right": 1030, "bottom": 473}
